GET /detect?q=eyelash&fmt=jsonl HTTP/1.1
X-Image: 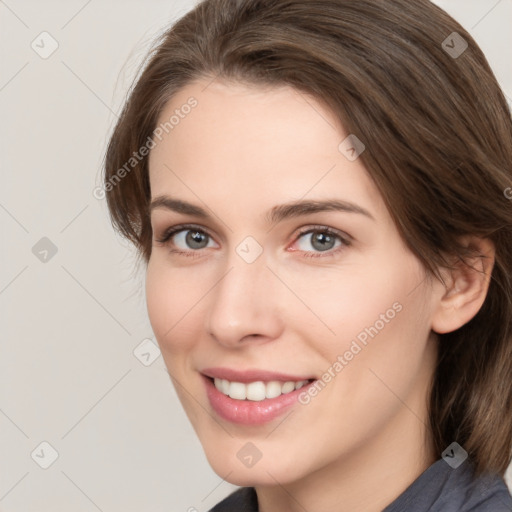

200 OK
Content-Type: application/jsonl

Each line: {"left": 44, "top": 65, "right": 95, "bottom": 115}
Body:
{"left": 154, "top": 223, "right": 352, "bottom": 259}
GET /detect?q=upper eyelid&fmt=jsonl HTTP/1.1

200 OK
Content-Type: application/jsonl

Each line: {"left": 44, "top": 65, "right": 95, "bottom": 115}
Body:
{"left": 158, "top": 223, "right": 218, "bottom": 243}
{"left": 156, "top": 223, "right": 351, "bottom": 246}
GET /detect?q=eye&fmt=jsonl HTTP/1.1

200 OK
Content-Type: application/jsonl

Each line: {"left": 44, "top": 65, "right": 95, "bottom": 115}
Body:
{"left": 291, "top": 226, "right": 351, "bottom": 258}
{"left": 154, "top": 223, "right": 351, "bottom": 259}
{"left": 154, "top": 224, "right": 216, "bottom": 257}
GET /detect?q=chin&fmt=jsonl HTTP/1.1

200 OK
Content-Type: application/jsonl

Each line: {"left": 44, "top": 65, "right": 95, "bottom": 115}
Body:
{"left": 202, "top": 442, "right": 308, "bottom": 487}
{"left": 211, "top": 462, "right": 298, "bottom": 487}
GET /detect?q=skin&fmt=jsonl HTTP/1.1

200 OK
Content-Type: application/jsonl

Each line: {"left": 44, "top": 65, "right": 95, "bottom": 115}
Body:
{"left": 145, "top": 77, "right": 495, "bottom": 512}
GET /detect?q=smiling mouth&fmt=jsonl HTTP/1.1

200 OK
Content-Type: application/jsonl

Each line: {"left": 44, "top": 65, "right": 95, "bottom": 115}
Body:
{"left": 206, "top": 376, "right": 316, "bottom": 401}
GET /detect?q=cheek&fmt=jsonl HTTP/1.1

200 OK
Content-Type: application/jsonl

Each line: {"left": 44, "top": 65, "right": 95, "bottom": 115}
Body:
{"left": 279, "top": 261, "right": 412, "bottom": 349}
{"left": 145, "top": 260, "right": 200, "bottom": 354}
{"left": 314, "top": 254, "right": 427, "bottom": 369}
{"left": 321, "top": 267, "right": 433, "bottom": 414}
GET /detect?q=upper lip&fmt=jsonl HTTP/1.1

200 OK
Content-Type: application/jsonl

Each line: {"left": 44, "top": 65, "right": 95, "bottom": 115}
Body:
{"left": 201, "top": 367, "right": 315, "bottom": 383}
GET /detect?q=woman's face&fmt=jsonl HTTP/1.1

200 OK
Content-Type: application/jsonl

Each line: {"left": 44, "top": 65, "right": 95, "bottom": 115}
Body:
{"left": 146, "top": 78, "right": 440, "bottom": 486}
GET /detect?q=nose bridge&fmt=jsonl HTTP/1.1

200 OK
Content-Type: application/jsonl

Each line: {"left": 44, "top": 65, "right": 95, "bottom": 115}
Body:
{"left": 206, "top": 242, "right": 281, "bottom": 346}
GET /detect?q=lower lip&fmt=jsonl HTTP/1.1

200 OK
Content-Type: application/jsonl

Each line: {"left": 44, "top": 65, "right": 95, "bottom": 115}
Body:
{"left": 203, "top": 375, "right": 315, "bottom": 425}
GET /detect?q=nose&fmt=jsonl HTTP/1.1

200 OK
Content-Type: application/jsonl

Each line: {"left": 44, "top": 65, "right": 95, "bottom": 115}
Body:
{"left": 205, "top": 250, "right": 284, "bottom": 348}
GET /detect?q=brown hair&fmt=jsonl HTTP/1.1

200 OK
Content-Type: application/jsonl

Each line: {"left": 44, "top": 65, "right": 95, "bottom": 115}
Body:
{"left": 103, "top": 0, "right": 512, "bottom": 478}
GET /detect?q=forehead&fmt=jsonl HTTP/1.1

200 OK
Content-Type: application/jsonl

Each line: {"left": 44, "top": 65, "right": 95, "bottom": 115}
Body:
{"left": 148, "top": 78, "right": 385, "bottom": 219}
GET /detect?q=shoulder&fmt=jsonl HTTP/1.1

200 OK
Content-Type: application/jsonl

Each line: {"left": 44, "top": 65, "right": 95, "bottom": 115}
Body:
{"left": 383, "top": 458, "right": 512, "bottom": 512}
{"left": 444, "top": 459, "right": 512, "bottom": 511}
{"left": 461, "top": 471, "right": 512, "bottom": 511}
{"left": 209, "top": 487, "right": 258, "bottom": 512}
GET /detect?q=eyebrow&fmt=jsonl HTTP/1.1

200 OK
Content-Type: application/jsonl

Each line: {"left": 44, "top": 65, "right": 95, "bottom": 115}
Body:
{"left": 149, "top": 195, "right": 375, "bottom": 224}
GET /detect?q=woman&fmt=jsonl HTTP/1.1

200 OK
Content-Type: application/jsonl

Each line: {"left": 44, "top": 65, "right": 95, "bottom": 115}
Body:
{"left": 102, "top": 0, "right": 512, "bottom": 510}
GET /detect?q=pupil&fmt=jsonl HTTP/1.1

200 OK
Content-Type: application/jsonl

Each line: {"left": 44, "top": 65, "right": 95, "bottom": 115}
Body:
{"left": 313, "top": 232, "right": 334, "bottom": 251}
{"left": 188, "top": 231, "right": 206, "bottom": 248}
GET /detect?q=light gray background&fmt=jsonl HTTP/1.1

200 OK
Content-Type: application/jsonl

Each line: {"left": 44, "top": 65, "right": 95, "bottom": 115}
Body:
{"left": 1, "top": 1, "right": 511, "bottom": 510}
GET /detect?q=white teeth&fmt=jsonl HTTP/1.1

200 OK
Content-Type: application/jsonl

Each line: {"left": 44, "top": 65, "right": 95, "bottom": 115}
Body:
{"left": 265, "top": 381, "right": 282, "bottom": 399}
{"left": 228, "top": 381, "right": 247, "bottom": 400}
{"left": 221, "top": 379, "right": 230, "bottom": 395}
{"left": 213, "top": 377, "right": 310, "bottom": 401}
{"left": 246, "top": 381, "right": 266, "bottom": 401}
{"left": 281, "top": 381, "right": 296, "bottom": 394}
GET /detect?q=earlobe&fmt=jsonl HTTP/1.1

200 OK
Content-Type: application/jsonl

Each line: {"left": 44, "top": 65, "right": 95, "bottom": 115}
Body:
{"left": 431, "top": 237, "right": 495, "bottom": 334}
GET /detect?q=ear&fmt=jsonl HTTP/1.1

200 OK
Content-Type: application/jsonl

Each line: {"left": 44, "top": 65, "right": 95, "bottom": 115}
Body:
{"left": 431, "top": 236, "right": 495, "bottom": 334}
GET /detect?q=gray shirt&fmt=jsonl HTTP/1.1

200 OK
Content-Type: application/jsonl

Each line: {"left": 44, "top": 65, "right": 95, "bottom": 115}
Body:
{"left": 209, "top": 457, "right": 512, "bottom": 511}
